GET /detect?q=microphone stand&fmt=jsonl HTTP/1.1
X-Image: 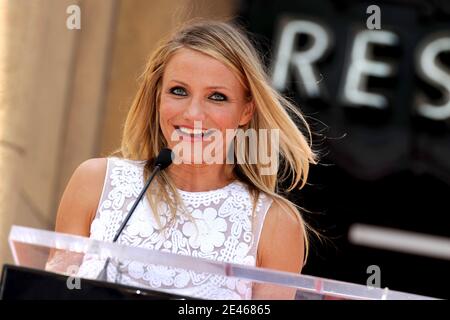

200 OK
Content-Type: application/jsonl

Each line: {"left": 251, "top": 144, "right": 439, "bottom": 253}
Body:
{"left": 95, "top": 149, "right": 172, "bottom": 281}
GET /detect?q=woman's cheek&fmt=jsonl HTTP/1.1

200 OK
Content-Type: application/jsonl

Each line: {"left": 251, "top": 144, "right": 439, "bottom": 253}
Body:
{"left": 159, "top": 104, "right": 174, "bottom": 141}
{"left": 209, "top": 106, "right": 241, "bottom": 131}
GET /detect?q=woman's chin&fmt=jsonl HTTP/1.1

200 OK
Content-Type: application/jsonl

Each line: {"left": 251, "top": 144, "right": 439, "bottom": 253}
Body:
{"left": 173, "top": 153, "right": 227, "bottom": 166}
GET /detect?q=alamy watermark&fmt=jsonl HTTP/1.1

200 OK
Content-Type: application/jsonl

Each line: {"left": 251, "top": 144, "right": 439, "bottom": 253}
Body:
{"left": 66, "top": 265, "right": 81, "bottom": 290}
{"left": 366, "top": 264, "right": 381, "bottom": 289}
{"left": 366, "top": 5, "right": 381, "bottom": 30}
{"left": 66, "top": 5, "right": 81, "bottom": 30}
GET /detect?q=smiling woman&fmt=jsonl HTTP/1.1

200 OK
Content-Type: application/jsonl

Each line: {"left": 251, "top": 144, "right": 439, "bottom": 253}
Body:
{"left": 51, "top": 19, "right": 318, "bottom": 300}
{"left": 160, "top": 48, "right": 254, "bottom": 167}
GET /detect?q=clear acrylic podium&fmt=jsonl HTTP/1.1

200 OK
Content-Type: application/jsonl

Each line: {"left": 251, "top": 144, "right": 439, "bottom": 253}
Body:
{"left": 2, "top": 225, "right": 436, "bottom": 300}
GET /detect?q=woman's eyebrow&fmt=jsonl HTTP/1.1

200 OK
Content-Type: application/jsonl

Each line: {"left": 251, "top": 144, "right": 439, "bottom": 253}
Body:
{"left": 169, "top": 79, "right": 231, "bottom": 91}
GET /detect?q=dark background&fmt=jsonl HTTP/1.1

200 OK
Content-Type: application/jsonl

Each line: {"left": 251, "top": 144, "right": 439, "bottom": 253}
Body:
{"left": 237, "top": 0, "right": 450, "bottom": 299}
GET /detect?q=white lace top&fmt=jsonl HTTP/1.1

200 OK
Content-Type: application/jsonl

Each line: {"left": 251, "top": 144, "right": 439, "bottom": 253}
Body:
{"left": 77, "top": 157, "right": 273, "bottom": 299}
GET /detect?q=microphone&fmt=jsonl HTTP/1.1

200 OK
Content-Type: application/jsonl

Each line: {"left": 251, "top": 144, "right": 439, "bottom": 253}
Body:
{"left": 96, "top": 148, "right": 173, "bottom": 280}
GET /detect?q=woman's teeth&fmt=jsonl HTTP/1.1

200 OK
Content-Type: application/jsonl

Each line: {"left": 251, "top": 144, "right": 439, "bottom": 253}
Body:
{"left": 176, "top": 126, "right": 211, "bottom": 137}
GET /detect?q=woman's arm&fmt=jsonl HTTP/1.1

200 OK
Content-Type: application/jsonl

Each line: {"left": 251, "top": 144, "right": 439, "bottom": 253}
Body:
{"left": 253, "top": 201, "right": 305, "bottom": 299}
{"left": 46, "top": 158, "right": 107, "bottom": 273}
{"left": 54, "top": 158, "right": 107, "bottom": 236}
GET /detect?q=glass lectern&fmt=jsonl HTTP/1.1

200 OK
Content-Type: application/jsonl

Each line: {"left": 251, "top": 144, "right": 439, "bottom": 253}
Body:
{"left": 1, "top": 225, "right": 435, "bottom": 300}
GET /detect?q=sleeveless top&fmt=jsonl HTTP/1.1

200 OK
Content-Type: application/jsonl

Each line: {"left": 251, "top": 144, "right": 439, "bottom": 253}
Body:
{"left": 77, "top": 157, "right": 273, "bottom": 299}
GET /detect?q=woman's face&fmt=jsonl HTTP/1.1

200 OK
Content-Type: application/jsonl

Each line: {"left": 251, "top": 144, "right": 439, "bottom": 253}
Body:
{"left": 159, "top": 48, "right": 254, "bottom": 165}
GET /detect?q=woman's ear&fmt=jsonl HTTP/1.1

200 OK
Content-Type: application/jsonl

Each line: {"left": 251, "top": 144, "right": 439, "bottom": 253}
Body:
{"left": 238, "top": 99, "right": 255, "bottom": 126}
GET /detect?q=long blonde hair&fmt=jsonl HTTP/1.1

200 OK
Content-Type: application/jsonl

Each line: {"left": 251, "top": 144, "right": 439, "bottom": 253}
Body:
{"left": 117, "top": 19, "right": 318, "bottom": 264}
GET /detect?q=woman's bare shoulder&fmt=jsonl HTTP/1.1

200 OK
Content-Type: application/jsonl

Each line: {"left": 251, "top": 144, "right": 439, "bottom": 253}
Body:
{"left": 77, "top": 157, "right": 108, "bottom": 173}
{"left": 257, "top": 199, "right": 305, "bottom": 273}
{"left": 70, "top": 158, "right": 108, "bottom": 202}
{"left": 54, "top": 158, "right": 108, "bottom": 237}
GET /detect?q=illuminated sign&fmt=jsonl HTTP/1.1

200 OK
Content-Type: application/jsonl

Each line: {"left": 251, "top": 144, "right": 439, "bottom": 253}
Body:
{"left": 271, "top": 18, "right": 450, "bottom": 120}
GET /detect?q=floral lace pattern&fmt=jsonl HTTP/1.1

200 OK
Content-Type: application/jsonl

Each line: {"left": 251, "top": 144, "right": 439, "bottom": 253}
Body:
{"left": 78, "top": 157, "right": 273, "bottom": 299}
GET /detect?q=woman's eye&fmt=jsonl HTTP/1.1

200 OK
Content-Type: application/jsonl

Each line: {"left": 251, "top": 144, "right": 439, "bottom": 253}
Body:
{"left": 209, "top": 92, "right": 227, "bottom": 102}
{"left": 170, "top": 87, "right": 187, "bottom": 96}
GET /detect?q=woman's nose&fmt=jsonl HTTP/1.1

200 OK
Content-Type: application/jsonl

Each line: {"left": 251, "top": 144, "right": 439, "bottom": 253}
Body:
{"left": 183, "top": 96, "right": 206, "bottom": 121}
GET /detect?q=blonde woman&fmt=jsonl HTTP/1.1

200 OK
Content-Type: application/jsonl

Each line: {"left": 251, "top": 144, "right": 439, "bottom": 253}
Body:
{"left": 53, "top": 20, "right": 317, "bottom": 299}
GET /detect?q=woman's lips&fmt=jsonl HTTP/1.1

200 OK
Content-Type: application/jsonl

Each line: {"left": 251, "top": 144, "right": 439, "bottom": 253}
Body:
{"left": 174, "top": 125, "right": 216, "bottom": 141}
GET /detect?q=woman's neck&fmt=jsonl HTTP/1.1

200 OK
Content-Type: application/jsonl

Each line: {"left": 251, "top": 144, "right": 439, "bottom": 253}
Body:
{"left": 167, "top": 163, "right": 235, "bottom": 192}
